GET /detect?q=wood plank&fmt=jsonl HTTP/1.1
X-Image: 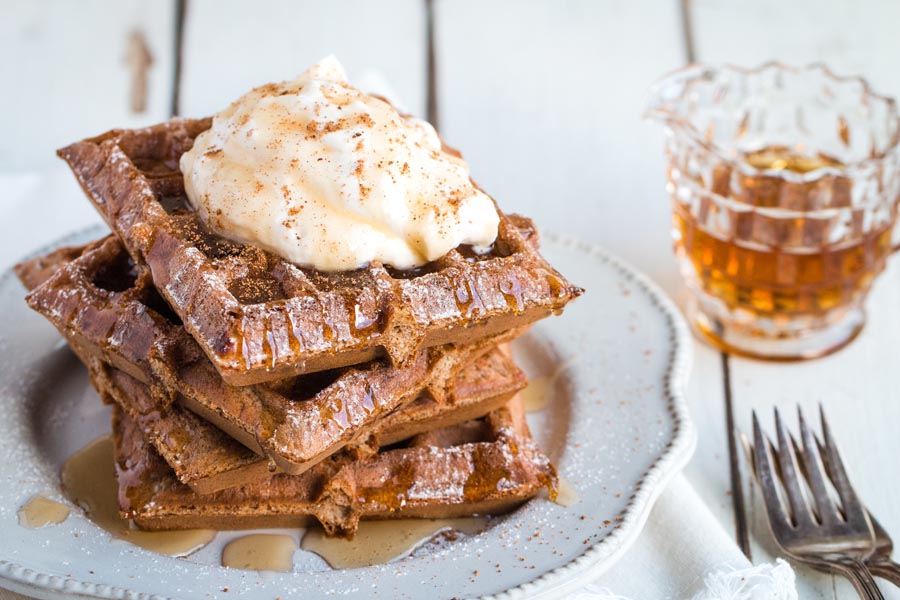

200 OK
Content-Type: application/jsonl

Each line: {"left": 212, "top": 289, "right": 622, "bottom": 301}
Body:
{"left": 433, "top": 0, "right": 771, "bottom": 575}
{"left": 690, "top": 2, "right": 900, "bottom": 597}
{"left": 434, "top": 0, "right": 770, "bottom": 592}
{"left": 179, "top": 0, "right": 426, "bottom": 119}
{"left": 433, "top": 0, "right": 687, "bottom": 293}
{"left": 728, "top": 261, "right": 900, "bottom": 600}
{"left": 689, "top": 353, "right": 833, "bottom": 595}
{"left": 690, "top": 0, "right": 900, "bottom": 100}
{"left": 0, "top": 170, "right": 105, "bottom": 273}
{"left": 0, "top": 0, "right": 176, "bottom": 170}
{"left": 667, "top": 345, "right": 839, "bottom": 599}
{"left": 681, "top": 343, "right": 732, "bottom": 529}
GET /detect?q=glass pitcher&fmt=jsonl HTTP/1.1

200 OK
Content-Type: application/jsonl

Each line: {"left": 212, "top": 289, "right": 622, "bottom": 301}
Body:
{"left": 647, "top": 63, "right": 900, "bottom": 360}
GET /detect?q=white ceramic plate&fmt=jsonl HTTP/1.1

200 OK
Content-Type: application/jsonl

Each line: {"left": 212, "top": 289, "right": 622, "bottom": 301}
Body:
{"left": 0, "top": 226, "right": 695, "bottom": 600}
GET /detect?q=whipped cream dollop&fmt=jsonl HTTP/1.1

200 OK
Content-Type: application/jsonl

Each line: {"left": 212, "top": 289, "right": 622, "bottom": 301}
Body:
{"left": 180, "top": 56, "right": 499, "bottom": 272}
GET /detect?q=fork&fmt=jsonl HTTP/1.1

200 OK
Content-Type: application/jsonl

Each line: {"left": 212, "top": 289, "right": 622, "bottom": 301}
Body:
{"left": 808, "top": 406, "right": 900, "bottom": 587}
{"left": 868, "top": 514, "right": 900, "bottom": 586}
{"left": 807, "top": 411, "right": 900, "bottom": 587}
{"left": 749, "top": 407, "right": 883, "bottom": 599}
{"left": 744, "top": 408, "right": 900, "bottom": 592}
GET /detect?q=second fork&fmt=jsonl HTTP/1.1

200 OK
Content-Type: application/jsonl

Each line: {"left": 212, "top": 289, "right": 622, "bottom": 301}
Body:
{"left": 749, "top": 407, "right": 882, "bottom": 599}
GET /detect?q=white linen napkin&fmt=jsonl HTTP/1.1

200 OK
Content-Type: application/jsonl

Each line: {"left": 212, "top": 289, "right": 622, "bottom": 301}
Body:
{"left": 0, "top": 170, "right": 797, "bottom": 600}
{"left": 581, "top": 476, "right": 797, "bottom": 599}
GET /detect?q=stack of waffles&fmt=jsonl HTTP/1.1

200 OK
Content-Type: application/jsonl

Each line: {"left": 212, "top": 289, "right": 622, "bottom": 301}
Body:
{"left": 16, "top": 117, "right": 582, "bottom": 537}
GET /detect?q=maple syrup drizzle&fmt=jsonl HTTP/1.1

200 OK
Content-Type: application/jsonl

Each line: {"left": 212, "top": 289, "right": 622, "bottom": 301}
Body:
{"left": 222, "top": 534, "right": 297, "bottom": 572}
{"left": 285, "top": 309, "right": 302, "bottom": 354}
{"left": 453, "top": 273, "right": 487, "bottom": 318}
{"left": 361, "top": 382, "right": 376, "bottom": 413}
{"left": 17, "top": 495, "right": 70, "bottom": 528}
{"left": 352, "top": 303, "right": 379, "bottom": 335}
{"left": 301, "top": 517, "right": 488, "bottom": 569}
{"left": 61, "top": 436, "right": 216, "bottom": 557}
{"left": 521, "top": 376, "right": 552, "bottom": 413}
{"left": 239, "top": 317, "right": 253, "bottom": 370}
{"left": 521, "top": 361, "right": 571, "bottom": 413}
{"left": 553, "top": 477, "right": 578, "bottom": 507}
{"left": 499, "top": 277, "right": 525, "bottom": 312}
{"left": 264, "top": 317, "right": 278, "bottom": 369}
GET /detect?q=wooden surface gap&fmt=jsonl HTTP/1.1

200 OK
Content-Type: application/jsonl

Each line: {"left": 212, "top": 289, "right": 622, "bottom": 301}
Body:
{"left": 679, "top": 0, "right": 697, "bottom": 63}
{"left": 424, "top": 0, "right": 439, "bottom": 129}
{"left": 722, "top": 352, "right": 752, "bottom": 559}
{"left": 170, "top": 0, "right": 188, "bottom": 116}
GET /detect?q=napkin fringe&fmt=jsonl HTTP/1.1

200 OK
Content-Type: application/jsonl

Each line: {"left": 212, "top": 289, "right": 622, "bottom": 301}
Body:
{"left": 569, "top": 559, "right": 797, "bottom": 600}
{"left": 692, "top": 559, "right": 798, "bottom": 600}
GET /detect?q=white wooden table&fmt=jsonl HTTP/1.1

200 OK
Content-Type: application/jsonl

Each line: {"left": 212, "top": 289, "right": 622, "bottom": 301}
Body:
{"left": 3, "top": 1, "right": 900, "bottom": 598}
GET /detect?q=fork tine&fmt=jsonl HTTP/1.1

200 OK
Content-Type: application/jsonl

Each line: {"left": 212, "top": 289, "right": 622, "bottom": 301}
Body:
{"left": 773, "top": 407, "right": 814, "bottom": 527}
{"left": 752, "top": 411, "right": 791, "bottom": 531}
{"left": 739, "top": 430, "right": 754, "bottom": 469}
{"left": 818, "top": 405, "right": 870, "bottom": 528}
{"left": 796, "top": 407, "right": 840, "bottom": 525}
{"left": 869, "top": 512, "right": 892, "bottom": 552}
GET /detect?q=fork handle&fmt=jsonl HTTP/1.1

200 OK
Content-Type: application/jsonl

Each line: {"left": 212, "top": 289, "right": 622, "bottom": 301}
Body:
{"left": 808, "top": 557, "right": 883, "bottom": 600}
{"left": 841, "top": 557, "right": 885, "bottom": 600}
{"left": 793, "top": 555, "right": 884, "bottom": 600}
{"left": 868, "top": 560, "right": 900, "bottom": 588}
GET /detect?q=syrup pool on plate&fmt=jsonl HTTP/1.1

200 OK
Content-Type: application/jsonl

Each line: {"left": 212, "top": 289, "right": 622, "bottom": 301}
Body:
{"left": 222, "top": 534, "right": 297, "bottom": 572}
{"left": 301, "top": 517, "right": 488, "bottom": 569}
{"left": 18, "top": 495, "right": 70, "bottom": 528}
{"left": 61, "top": 435, "right": 216, "bottom": 557}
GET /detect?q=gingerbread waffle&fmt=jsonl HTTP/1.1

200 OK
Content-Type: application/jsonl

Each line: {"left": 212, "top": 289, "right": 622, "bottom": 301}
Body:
{"left": 89, "top": 358, "right": 269, "bottom": 494}
{"left": 85, "top": 347, "right": 525, "bottom": 494}
{"left": 14, "top": 244, "right": 86, "bottom": 291}
{"left": 20, "top": 237, "right": 522, "bottom": 475}
{"left": 114, "top": 394, "right": 554, "bottom": 536}
{"left": 58, "top": 118, "right": 582, "bottom": 386}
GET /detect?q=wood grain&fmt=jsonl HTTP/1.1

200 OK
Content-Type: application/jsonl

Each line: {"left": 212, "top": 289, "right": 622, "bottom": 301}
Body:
{"left": 725, "top": 260, "right": 900, "bottom": 600}
{"left": 179, "top": 0, "right": 427, "bottom": 118}
{"left": 691, "top": 0, "right": 900, "bottom": 100}
{"left": 6, "top": 2, "right": 900, "bottom": 597}
{"left": 0, "top": 1, "right": 175, "bottom": 170}
{"left": 688, "top": 1, "right": 900, "bottom": 597}
{"left": 433, "top": 5, "right": 749, "bottom": 586}
{"left": 433, "top": 0, "right": 687, "bottom": 293}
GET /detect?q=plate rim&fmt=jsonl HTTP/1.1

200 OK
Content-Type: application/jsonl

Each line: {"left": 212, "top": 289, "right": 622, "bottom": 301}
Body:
{"left": 486, "top": 232, "right": 697, "bottom": 599}
{"left": 0, "top": 227, "right": 697, "bottom": 600}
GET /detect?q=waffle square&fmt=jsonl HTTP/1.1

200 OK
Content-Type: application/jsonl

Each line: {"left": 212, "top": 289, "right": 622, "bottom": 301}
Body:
{"left": 20, "top": 237, "right": 523, "bottom": 476}
{"left": 58, "top": 119, "right": 581, "bottom": 385}
{"left": 113, "top": 395, "right": 554, "bottom": 536}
